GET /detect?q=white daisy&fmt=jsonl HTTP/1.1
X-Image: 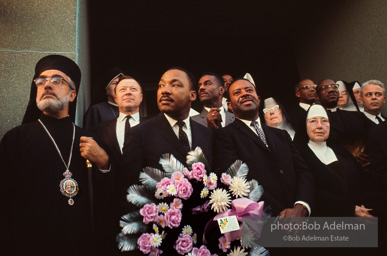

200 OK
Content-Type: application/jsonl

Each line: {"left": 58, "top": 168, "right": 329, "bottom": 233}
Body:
{"left": 181, "top": 225, "right": 193, "bottom": 236}
{"left": 227, "top": 246, "right": 248, "bottom": 256}
{"left": 200, "top": 187, "right": 209, "bottom": 198}
{"left": 229, "top": 177, "right": 250, "bottom": 198}
{"left": 209, "top": 172, "right": 218, "bottom": 182}
{"left": 155, "top": 188, "right": 167, "bottom": 199}
{"left": 203, "top": 175, "right": 208, "bottom": 186}
{"left": 209, "top": 188, "right": 231, "bottom": 213}
{"left": 166, "top": 184, "right": 177, "bottom": 196}
{"left": 150, "top": 233, "right": 162, "bottom": 247}
{"left": 157, "top": 202, "right": 169, "bottom": 213}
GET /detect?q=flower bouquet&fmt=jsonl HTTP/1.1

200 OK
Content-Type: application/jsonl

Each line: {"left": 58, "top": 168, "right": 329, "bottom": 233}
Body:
{"left": 117, "top": 147, "right": 270, "bottom": 256}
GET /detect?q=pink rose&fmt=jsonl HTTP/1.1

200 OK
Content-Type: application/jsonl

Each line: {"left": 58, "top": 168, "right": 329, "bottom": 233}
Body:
{"left": 137, "top": 233, "right": 152, "bottom": 254}
{"left": 197, "top": 245, "right": 212, "bottom": 256}
{"left": 206, "top": 178, "right": 217, "bottom": 190}
{"left": 139, "top": 203, "right": 158, "bottom": 224}
{"left": 175, "top": 179, "right": 193, "bottom": 200}
{"left": 191, "top": 162, "right": 207, "bottom": 181}
{"left": 174, "top": 234, "right": 193, "bottom": 255}
{"left": 149, "top": 248, "right": 163, "bottom": 256}
{"left": 164, "top": 208, "right": 182, "bottom": 229}
{"left": 155, "top": 214, "right": 166, "bottom": 228}
{"left": 156, "top": 177, "right": 173, "bottom": 194}
{"left": 171, "top": 172, "right": 185, "bottom": 183}
{"left": 170, "top": 198, "right": 183, "bottom": 210}
{"left": 220, "top": 173, "right": 232, "bottom": 185}
{"left": 218, "top": 236, "right": 230, "bottom": 252}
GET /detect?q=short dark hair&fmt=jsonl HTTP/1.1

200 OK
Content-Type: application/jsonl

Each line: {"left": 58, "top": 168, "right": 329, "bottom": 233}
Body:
{"left": 115, "top": 75, "right": 143, "bottom": 94}
{"left": 227, "top": 78, "right": 256, "bottom": 98}
{"left": 166, "top": 67, "right": 197, "bottom": 91}
{"left": 199, "top": 72, "right": 224, "bottom": 89}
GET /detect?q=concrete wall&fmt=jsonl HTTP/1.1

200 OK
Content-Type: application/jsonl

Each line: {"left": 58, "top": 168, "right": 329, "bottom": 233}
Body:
{"left": 0, "top": 0, "right": 89, "bottom": 138}
{"left": 292, "top": 0, "right": 387, "bottom": 114}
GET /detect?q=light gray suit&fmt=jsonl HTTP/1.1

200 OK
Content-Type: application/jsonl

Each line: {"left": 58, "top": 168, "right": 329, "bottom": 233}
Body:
{"left": 191, "top": 108, "right": 235, "bottom": 128}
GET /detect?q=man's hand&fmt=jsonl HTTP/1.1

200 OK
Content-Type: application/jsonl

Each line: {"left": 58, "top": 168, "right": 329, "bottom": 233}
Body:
{"left": 279, "top": 204, "right": 308, "bottom": 218}
{"left": 79, "top": 136, "right": 110, "bottom": 170}
{"left": 355, "top": 205, "right": 373, "bottom": 217}
{"left": 206, "top": 108, "right": 223, "bottom": 130}
{"left": 355, "top": 153, "right": 370, "bottom": 168}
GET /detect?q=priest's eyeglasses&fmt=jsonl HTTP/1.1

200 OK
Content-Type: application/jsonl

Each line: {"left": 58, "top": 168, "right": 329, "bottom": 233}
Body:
{"left": 34, "top": 76, "right": 72, "bottom": 89}
{"left": 263, "top": 105, "right": 280, "bottom": 114}
{"left": 319, "top": 84, "right": 339, "bottom": 91}
{"left": 298, "top": 84, "right": 317, "bottom": 91}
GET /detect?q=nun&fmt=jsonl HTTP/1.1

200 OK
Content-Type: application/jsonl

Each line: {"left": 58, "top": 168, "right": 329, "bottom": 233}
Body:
{"left": 298, "top": 104, "right": 372, "bottom": 217}
{"left": 262, "top": 97, "right": 296, "bottom": 140}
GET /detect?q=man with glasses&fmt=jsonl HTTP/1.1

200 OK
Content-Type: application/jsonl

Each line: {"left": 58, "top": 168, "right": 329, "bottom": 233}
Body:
{"left": 316, "top": 78, "right": 370, "bottom": 160}
{"left": 289, "top": 79, "right": 317, "bottom": 131}
{"left": 360, "top": 80, "right": 386, "bottom": 126}
{"left": 0, "top": 55, "right": 113, "bottom": 255}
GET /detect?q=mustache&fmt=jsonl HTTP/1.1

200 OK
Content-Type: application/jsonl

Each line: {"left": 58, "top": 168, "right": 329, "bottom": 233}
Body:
{"left": 40, "top": 91, "right": 57, "bottom": 100}
{"left": 159, "top": 96, "right": 174, "bottom": 102}
{"left": 239, "top": 95, "right": 253, "bottom": 102}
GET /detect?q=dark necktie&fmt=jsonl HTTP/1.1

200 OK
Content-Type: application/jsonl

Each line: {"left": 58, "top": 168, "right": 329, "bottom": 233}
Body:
{"left": 376, "top": 115, "right": 384, "bottom": 124}
{"left": 177, "top": 121, "right": 190, "bottom": 152}
{"left": 252, "top": 121, "right": 268, "bottom": 147}
{"left": 124, "top": 115, "right": 131, "bottom": 145}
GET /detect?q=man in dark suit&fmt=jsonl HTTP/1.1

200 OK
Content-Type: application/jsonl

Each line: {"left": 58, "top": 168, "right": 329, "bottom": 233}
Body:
{"left": 214, "top": 78, "right": 313, "bottom": 217}
{"left": 92, "top": 75, "right": 144, "bottom": 167}
{"left": 315, "top": 79, "right": 371, "bottom": 159}
{"left": 117, "top": 67, "right": 212, "bottom": 255}
{"left": 288, "top": 79, "right": 317, "bottom": 131}
{"left": 118, "top": 67, "right": 212, "bottom": 204}
{"left": 192, "top": 72, "right": 234, "bottom": 129}
{"left": 360, "top": 79, "right": 386, "bottom": 127}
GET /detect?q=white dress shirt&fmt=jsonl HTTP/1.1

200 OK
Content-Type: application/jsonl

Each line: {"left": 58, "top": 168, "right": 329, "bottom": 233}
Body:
{"left": 204, "top": 106, "right": 226, "bottom": 127}
{"left": 363, "top": 111, "right": 385, "bottom": 124}
{"left": 116, "top": 112, "right": 140, "bottom": 152}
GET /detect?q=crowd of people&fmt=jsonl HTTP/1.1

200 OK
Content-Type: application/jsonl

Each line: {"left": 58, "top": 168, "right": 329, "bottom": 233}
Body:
{"left": 1, "top": 54, "right": 387, "bottom": 255}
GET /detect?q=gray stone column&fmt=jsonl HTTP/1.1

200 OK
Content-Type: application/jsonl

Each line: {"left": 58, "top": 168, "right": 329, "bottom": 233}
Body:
{"left": 0, "top": 0, "right": 89, "bottom": 138}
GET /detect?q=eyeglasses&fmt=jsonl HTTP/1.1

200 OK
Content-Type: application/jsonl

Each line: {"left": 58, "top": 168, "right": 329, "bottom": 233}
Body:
{"left": 307, "top": 119, "right": 330, "bottom": 127}
{"left": 263, "top": 105, "right": 280, "bottom": 114}
{"left": 319, "top": 84, "right": 339, "bottom": 91}
{"left": 298, "top": 84, "right": 317, "bottom": 91}
{"left": 339, "top": 91, "right": 348, "bottom": 95}
{"left": 34, "top": 76, "right": 73, "bottom": 89}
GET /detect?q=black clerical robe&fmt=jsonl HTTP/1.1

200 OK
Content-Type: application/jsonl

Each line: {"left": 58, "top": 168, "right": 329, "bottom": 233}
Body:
{"left": 83, "top": 101, "right": 119, "bottom": 131}
{"left": 0, "top": 114, "right": 113, "bottom": 256}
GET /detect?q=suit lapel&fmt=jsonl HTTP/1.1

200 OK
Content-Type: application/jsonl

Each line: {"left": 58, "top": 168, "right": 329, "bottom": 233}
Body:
{"left": 200, "top": 109, "right": 208, "bottom": 126}
{"left": 233, "top": 119, "right": 270, "bottom": 151}
{"left": 106, "top": 119, "right": 121, "bottom": 156}
{"left": 225, "top": 111, "right": 235, "bottom": 126}
{"left": 158, "top": 113, "right": 188, "bottom": 156}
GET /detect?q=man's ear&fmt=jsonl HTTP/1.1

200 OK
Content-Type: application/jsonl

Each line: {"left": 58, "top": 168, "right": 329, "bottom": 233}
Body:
{"left": 295, "top": 91, "right": 300, "bottom": 98}
{"left": 219, "top": 86, "right": 225, "bottom": 96}
{"left": 190, "top": 90, "right": 197, "bottom": 102}
{"left": 69, "top": 90, "right": 77, "bottom": 102}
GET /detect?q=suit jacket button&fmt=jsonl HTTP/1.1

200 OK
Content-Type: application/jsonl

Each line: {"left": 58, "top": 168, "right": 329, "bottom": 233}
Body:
{"left": 279, "top": 170, "right": 284, "bottom": 174}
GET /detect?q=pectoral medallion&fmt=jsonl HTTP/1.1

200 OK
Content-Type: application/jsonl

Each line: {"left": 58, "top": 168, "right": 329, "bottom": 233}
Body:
{"left": 59, "top": 170, "right": 79, "bottom": 205}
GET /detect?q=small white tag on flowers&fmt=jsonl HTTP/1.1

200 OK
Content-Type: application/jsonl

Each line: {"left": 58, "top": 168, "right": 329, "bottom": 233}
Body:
{"left": 217, "top": 215, "right": 240, "bottom": 234}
